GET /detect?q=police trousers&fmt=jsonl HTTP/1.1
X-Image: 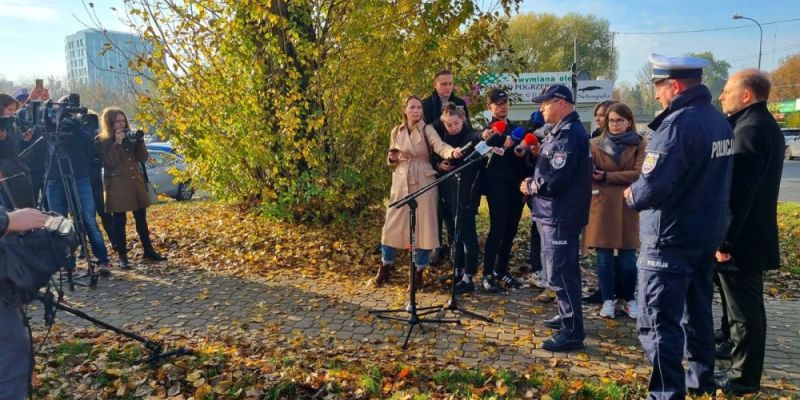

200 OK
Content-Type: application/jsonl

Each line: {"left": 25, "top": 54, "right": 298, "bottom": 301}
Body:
{"left": 537, "top": 222, "right": 584, "bottom": 340}
{"left": 637, "top": 244, "right": 716, "bottom": 400}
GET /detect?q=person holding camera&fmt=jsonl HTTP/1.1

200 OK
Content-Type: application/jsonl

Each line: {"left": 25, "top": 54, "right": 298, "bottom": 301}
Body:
{"left": 0, "top": 207, "right": 49, "bottom": 399}
{"left": 0, "top": 93, "right": 36, "bottom": 209}
{"left": 96, "top": 108, "right": 166, "bottom": 269}
{"left": 45, "top": 98, "right": 112, "bottom": 275}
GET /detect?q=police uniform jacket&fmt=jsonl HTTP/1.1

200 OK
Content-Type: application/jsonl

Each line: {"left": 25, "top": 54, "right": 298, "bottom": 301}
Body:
{"left": 421, "top": 90, "right": 470, "bottom": 127}
{"left": 720, "top": 101, "right": 784, "bottom": 271}
{"left": 381, "top": 120, "right": 456, "bottom": 250}
{"left": 584, "top": 134, "right": 647, "bottom": 250}
{"left": 95, "top": 137, "right": 150, "bottom": 213}
{"left": 628, "top": 85, "right": 733, "bottom": 248}
{"left": 529, "top": 111, "right": 591, "bottom": 228}
{"left": 431, "top": 120, "right": 481, "bottom": 216}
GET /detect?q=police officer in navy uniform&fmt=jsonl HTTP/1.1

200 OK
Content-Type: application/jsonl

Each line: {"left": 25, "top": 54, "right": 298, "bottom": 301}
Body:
{"left": 521, "top": 84, "right": 591, "bottom": 352}
{"left": 624, "top": 54, "right": 734, "bottom": 399}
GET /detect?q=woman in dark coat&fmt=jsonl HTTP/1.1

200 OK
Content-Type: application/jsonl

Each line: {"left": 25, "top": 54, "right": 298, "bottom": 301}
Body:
{"left": 96, "top": 107, "right": 166, "bottom": 268}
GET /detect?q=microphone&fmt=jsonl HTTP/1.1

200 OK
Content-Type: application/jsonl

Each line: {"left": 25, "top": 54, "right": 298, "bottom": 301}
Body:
{"left": 464, "top": 133, "right": 506, "bottom": 161}
{"left": 490, "top": 120, "right": 507, "bottom": 134}
{"left": 514, "top": 133, "right": 539, "bottom": 156}
{"left": 510, "top": 127, "right": 526, "bottom": 144}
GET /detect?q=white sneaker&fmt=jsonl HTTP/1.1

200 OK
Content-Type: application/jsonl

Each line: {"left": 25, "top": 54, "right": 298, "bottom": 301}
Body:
{"left": 624, "top": 300, "right": 638, "bottom": 319}
{"left": 531, "top": 270, "right": 548, "bottom": 289}
{"left": 599, "top": 300, "right": 616, "bottom": 319}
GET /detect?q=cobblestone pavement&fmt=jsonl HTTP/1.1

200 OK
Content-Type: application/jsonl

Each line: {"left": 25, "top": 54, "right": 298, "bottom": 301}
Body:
{"left": 29, "top": 264, "right": 799, "bottom": 394}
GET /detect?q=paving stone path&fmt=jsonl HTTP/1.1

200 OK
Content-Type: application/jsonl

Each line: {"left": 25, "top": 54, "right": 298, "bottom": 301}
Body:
{"left": 28, "top": 264, "right": 800, "bottom": 395}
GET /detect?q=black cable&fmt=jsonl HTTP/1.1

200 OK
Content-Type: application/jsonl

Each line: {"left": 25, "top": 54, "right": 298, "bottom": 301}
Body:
{"left": 615, "top": 17, "right": 800, "bottom": 35}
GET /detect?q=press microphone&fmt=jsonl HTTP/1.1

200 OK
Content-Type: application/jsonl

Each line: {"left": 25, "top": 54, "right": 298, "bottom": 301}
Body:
{"left": 464, "top": 133, "right": 506, "bottom": 161}
{"left": 514, "top": 133, "right": 539, "bottom": 156}
{"left": 490, "top": 120, "right": 507, "bottom": 134}
{"left": 510, "top": 127, "right": 526, "bottom": 144}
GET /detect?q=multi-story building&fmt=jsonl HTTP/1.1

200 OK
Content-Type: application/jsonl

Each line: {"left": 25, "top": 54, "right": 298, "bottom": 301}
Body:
{"left": 65, "top": 29, "right": 149, "bottom": 91}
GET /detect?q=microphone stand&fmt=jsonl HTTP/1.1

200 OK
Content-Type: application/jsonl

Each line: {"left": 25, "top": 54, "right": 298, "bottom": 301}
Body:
{"left": 369, "top": 153, "right": 489, "bottom": 348}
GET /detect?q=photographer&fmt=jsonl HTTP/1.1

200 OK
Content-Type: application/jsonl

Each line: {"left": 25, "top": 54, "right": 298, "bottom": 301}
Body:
{"left": 45, "top": 97, "right": 111, "bottom": 275}
{"left": 96, "top": 108, "right": 166, "bottom": 269}
{"left": 0, "top": 93, "right": 35, "bottom": 209}
{"left": 0, "top": 207, "right": 48, "bottom": 399}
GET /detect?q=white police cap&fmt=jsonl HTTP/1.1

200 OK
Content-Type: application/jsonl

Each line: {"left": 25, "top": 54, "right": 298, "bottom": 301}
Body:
{"left": 649, "top": 53, "right": 709, "bottom": 82}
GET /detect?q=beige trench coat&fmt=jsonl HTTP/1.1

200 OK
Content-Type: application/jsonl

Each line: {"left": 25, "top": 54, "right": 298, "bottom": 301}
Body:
{"left": 583, "top": 135, "right": 647, "bottom": 250}
{"left": 381, "top": 120, "right": 456, "bottom": 250}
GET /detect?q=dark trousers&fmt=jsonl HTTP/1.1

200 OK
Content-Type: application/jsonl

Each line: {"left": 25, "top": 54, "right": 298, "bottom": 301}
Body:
{"left": 526, "top": 197, "right": 542, "bottom": 272}
{"left": 714, "top": 273, "right": 730, "bottom": 341}
{"left": 483, "top": 179, "right": 524, "bottom": 277}
{"left": 0, "top": 305, "right": 30, "bottom": 399}
{"left": 444, "top": 209, "right": 479, "bottom": 276}
{"left": 538, "top": 222, "right": 584, "bottom": 340}
{"left": 113, "top": 208, "right": 153, "bottom": 255}
{"left": 717, "top": 270, "right": 766, "bottom": 388}
{"left": 637, "top": 244, "right": 716, "bottom": 399}
{"left": 91, "top": 180, "right": 114, "bottom": 245}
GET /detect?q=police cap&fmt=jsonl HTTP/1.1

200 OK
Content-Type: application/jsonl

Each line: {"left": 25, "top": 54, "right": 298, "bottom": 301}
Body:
{"left": 649, "top": 53, "right": 709, "bottom": 82}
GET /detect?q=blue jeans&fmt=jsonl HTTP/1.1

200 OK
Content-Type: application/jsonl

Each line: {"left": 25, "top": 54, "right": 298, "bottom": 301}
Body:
{"left": 46, "top": 176, "right": 109, "bottom": 265}
{"left": 0, "top": 306, "right": 30, "bottom": 400}
{"left": 381, "top": 245, "right": 430, "bottom": 268}
{"left": 596, "top": 248, "right": 638, "bottom": 301}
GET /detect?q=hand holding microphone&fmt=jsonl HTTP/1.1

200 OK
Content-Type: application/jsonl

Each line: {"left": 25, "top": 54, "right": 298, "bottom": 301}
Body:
{"left": 514, "top": 133, "right": 539, "bottom": 157}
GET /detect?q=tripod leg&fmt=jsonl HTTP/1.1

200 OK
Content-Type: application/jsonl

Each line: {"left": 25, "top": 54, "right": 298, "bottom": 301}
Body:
{"left": 402, "top": 323, "right": 416, "bottom": 349}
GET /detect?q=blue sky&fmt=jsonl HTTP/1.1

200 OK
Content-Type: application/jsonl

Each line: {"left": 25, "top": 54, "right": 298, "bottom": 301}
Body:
{"left": 1, "top": 0, "right": 799, "bottom": 85}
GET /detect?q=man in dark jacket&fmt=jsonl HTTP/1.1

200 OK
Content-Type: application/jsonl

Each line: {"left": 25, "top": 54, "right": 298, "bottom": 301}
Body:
{"left": 624, "top": 54, "right": 734, "bottom": 399}
{"left": 422, "top": 69, "right": 471, "bottom": 126}
{"left": 714, "top": 69, "right": 784, "bottom": 395}
{"left": 522, "top": 84, "right": 591, "bottom": 352}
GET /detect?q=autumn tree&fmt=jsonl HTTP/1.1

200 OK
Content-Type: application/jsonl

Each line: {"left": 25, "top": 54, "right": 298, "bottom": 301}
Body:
{"left": 502, "top": 13, "right": 617, "bottom": 79}
{"left": 687, "top": 51, "right": 730, "bottom": 110}
{"left": 770, "top": 53, "right": 800, "bottom": 102}
{"left": 115, "top": 0, "right": 521, "bottom": 222}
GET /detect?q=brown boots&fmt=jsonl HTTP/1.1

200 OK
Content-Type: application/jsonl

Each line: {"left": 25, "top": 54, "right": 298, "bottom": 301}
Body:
{"left": 374, "top": 263, "right": 392, "bottom": 286}
{"left": 407, "top": 268, "right": 425, "bottom": 292}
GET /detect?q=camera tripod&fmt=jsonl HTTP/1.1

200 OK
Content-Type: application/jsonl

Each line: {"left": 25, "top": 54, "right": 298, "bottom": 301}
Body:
{"left": 42, "top": 139, "right": 99, "bottom": 290}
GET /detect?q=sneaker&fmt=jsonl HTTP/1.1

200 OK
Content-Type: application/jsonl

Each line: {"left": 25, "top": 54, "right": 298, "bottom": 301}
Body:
{"left": 482, "top": 275, "right": 500, "bottom": 293}
{"left": 599, "top": 300, "right": 615, "bottom": 319}
{"left": 536, "top": 288, "right": 555, "bottom": 303}
{"left": 495, "top": 271, "right": 521, "bottom": 289}
{"left": 624, "top": 300, "right": 638, "bottom": 319}
{"left": 453, "top": 279, "right": 475, "bottom": 295}
{"left": 98, "top": 264, "right": 111, "bottom": 277}
{"left": 531, "top": 270, "right": 548, "bottom": 289}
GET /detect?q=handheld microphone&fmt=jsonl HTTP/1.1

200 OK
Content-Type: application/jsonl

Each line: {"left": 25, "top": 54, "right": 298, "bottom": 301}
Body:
{"left": 510, "top": 127, "right": 525, "bottom": 144}
{"left": 490, "top": 120, "right": 507, "bottom": 134}
{"left": 514, "top": 133, "right": 539, "bottom": 156}
{"left": 464, "top": 133, "right": 506, "bottom": 161}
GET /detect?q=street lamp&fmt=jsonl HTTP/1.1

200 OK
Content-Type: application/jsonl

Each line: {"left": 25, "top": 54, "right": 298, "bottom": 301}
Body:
{"left": 733, "top": 13, "right": 763, "bottom": 70}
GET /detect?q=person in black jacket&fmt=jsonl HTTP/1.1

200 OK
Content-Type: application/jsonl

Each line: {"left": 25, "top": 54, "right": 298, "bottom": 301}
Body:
{"left": 432, "top": 102, "right": 481, "bottom": 293}
{"left": 0, "top": 94, "right": 35, "bottom": 209}
{"left": 478, "top": 89, "right": 526, "bottom": 293}
{"left": 714, "top": 69, "right": 784, "bottom": 395}
{"left": 422, "top": 70, "right": 471, "bottom": 265}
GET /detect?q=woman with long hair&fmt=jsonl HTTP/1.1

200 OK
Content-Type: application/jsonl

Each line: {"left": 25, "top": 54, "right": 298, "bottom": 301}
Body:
{"left": 96, "top": 107, "right": 166, "bottom": 269}
{"left": 375, "top": 95, "right": 463, "bottom": 290}
{"left": 584, "top": 103, "right": 646, "bottom": 319}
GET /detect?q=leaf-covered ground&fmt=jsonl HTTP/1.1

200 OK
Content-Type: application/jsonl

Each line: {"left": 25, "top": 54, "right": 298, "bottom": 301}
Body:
{"left": 28, "top": 199, "right": 800, "bottom": 399}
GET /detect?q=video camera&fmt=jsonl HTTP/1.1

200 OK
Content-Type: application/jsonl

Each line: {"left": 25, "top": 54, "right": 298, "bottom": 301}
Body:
{"left": 13, "top": 94, "right": 98, "bottom": 140}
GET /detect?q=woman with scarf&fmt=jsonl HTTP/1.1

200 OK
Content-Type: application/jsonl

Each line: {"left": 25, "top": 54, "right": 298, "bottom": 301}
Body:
{"left": 374, "top": 96, "right": 463, "bottom": 290}
{"left": 583, "top": 103, "right": 646, "bottom": 319}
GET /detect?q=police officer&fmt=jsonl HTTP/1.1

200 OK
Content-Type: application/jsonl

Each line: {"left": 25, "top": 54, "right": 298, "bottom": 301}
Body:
{"left": 624, "top": 54, "right": 734, "bottom": 399}
{"left": 521, "top": 84, "right": 591, "bottom": 352}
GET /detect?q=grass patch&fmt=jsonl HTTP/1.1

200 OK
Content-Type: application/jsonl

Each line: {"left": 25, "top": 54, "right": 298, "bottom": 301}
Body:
{"left": 358, "top": 365, "right": 382, "bottom": 397}
{"left": 432, "top": 368, "right": 487, "bottom": 396}
{"left": 778, "top": 202, "right": 800, "bottom": 274}
{"left": 54, "top": 341, "right": 91, "bottom": 357}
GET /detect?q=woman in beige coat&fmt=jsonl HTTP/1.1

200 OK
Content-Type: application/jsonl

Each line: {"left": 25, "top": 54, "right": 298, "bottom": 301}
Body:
{"left": 374, "top": 95, "right": 463, "bottom": 288}
{"left": 584, "top": 103, "right": 646, "bottom": 319}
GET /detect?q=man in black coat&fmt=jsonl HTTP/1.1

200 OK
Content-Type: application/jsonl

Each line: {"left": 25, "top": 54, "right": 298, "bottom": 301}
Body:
{"left": 422, "top": 69, "right": 471, "bottom": 127}
{"left": 715, "top": 68, "right": 784, "bottom": 394}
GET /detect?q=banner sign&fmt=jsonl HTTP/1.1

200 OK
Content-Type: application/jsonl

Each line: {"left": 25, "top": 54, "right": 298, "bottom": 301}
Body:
{"left": 479, "top": 72, "right": 613, "bottom": 104}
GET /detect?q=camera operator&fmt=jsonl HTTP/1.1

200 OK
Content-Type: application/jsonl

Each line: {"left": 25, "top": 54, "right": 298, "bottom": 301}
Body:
{"left": 0, "top": 93, "right": 36, "bottom": 209}
{"left": 0, "top": 207, "right": 48, "bottom": 399}
{"left": 45, "top": 97, "right": 111, "bottom": 275}
{"left": 96, "top": 108, "right": 166, "bottom": 269}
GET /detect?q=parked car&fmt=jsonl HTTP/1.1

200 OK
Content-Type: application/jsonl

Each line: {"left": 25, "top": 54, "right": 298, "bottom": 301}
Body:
{"left": 145, "top": 142, "right": 194, "bottom": 200}
{"left": 784, "top": 128, "right": 800, "bottom": 160}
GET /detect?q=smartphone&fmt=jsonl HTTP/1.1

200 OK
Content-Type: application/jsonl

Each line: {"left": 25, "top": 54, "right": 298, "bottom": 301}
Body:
{"left": 35, "top": 79, "right": 44, "bottom": 89}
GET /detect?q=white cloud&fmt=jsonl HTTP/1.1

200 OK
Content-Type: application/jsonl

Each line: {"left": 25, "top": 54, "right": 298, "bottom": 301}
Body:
{"left": 0, "top": 0, "right": 59, "bottom": 22}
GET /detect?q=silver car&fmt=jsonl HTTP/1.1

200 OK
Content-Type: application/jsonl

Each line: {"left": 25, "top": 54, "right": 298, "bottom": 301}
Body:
{"left": 784, "top": 128, "right": 800, "bottom": 160}
{"left": 145, "top": 142, "right": 194, "bottom": 200}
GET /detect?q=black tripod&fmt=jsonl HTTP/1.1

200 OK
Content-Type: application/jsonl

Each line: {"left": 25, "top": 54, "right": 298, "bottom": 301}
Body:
{"left": 369, "top": 152, "right": 491, "bottom": 348}
{"left": 36, "top": 288, "right": 193, "bottom": 366}
{"left": 42, "top": 139, "right": 98, "bottom": 290}
{"left": 439, "top": 171, "right": 492, "bottom": 322}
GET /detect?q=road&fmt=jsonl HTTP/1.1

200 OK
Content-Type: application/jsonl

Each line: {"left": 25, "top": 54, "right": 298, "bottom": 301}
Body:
{"left": 781, "top": 159, "right": 800, "bottom": 202}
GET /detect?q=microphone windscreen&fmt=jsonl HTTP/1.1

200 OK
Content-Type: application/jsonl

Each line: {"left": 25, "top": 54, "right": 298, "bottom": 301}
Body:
{"left": 524, "top": 133, "right": 538, "bottom": 145}
{"left": 511, "top": 127, "right": 525, "bottom": 142}
{"left": 491, "top": 120, "right": 507, "bottom": 134}
{"left": 486, "top": 133, "right": 506, "bottom": 147}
